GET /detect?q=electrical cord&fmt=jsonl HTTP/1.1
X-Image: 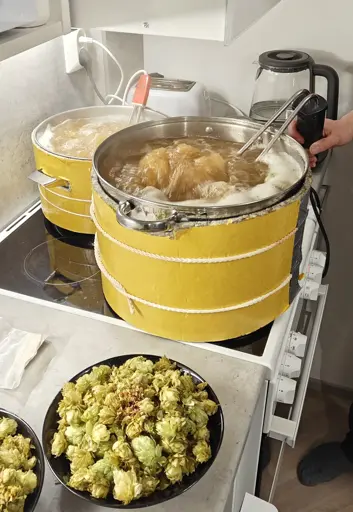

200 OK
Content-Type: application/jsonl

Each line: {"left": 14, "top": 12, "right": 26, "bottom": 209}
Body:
{"left": 77, "top": 38, "right": 244, "bottom": 119}
{"left": 78, "top": 38, "right": 150, "bottom": 111}
{"left": 79, "top": 36, "right": 125, "bottom": 105}
{"left": 79, "top": 48, "right": 107, "bottom": 104}
{"left": 104, "top": 95, "right": 168, "bottom": 118}
{"left": 210, "top": 97, "right": 246, "bottom": 117}
{"left": 122, "top": 69, "right": 148, "bottom": 105}
{"left": 105, "top": 93, "right": 124, "bottom": 103}
{"left": 310, "top": 187, "right": 322, "bottom": 213}
{"left": 309, "top": 187, "right": 330, "bottom": 278}
{"left": 78, "top": 53, "right": 167, "bottom": 118}
{"left": 144, "top": 106, "right": 168, "bottom": 118}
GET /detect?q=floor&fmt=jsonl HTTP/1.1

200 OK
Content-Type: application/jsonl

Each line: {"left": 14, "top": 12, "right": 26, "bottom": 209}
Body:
{"left": 261, "top": 385, "right": 353, "bottom": 512}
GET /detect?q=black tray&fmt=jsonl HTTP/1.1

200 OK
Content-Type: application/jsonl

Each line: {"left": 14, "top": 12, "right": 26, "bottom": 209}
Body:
{"left": 0, "top": 408, "right": 45, "bottom": 511}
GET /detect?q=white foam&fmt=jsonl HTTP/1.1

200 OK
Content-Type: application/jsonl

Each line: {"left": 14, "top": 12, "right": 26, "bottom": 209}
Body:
{"left": 37, "top": 116, "right": 129, "bottom": 156}
{"left": 263, "top": 151, "right": 301, "bottom": 191}
{"left": 249, "top": 182, "right": 281, "bottom": 201}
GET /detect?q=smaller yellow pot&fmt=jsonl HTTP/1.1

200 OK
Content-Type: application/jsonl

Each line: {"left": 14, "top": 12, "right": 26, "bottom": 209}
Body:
{"left": 31, "top": 106, "right": 165, "bottom": 235}
{"left": 45, "top": 233, "right": 104, "bottom": 310}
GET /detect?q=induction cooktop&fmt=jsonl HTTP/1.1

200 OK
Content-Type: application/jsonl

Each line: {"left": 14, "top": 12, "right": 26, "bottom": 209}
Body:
{"left": 0, "top": 208, "right": 268, "bottom": 354}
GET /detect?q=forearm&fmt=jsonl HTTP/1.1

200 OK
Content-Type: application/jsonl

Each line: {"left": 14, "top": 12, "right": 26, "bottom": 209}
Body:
{"left": 340, "top": 111, "right": 353, "bottom": 142}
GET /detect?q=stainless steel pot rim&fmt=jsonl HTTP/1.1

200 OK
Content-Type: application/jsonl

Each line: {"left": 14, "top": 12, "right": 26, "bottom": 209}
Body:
{"left": 31, "top": 105, "right": 163, "bottom": 162}
{"left": 93, "top": 116, "right": 309, "bottom": 217}
{"left": 91, "top": 168, "right": 312, "bottom": 230}
{"left": 97, "top": 174, "right": 304, "bottom": 218}
{"left": 93, "top": 115, "right": 285, "bottom": 156}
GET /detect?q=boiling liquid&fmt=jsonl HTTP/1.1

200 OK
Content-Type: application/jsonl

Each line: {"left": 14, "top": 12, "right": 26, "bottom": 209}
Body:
{"left": 110, "top": 137, "right": 301, "bottom": 206}
{"left": 39, "top": 117, "right": 129, "bottom": 159}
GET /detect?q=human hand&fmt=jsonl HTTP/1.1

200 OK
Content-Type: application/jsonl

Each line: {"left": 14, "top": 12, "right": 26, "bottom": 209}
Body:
{"left": 289, "top": 112, "right": 353, "bottom": 168}
{"left": 288, "top": 122, "right": 317, "bottom": 167}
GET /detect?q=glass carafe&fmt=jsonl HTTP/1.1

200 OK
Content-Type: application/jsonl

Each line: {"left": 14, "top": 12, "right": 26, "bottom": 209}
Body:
{"left": 250, "top": 50, "right": 339, "bottom": 125}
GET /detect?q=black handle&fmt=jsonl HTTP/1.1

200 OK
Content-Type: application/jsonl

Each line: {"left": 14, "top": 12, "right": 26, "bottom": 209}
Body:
{"left": 293, "top": 94, "right": 328, "bottom": 150}
{"left": 312, "top": 64, "right": 339, "bottom": 120}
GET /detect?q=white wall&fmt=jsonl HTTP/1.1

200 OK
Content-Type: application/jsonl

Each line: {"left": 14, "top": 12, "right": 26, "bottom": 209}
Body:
{"left": 144, "top": 0, "right": 353, "bottom": 117}
{"left": 144, "top": 0, "right": 353, "bottom": 389}
{"left": 0, "top": 36, "right": 94, "bottom": 229}
{"left": 104, "top": 32, "right": 144, "bottom": 97}
{"left": 0, "top": 31, "right": 144, "bottom": 230}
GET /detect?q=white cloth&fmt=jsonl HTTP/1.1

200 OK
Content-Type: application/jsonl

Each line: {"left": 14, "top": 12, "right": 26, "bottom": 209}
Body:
{"left": 0, "top": 319, "right": 45, "bottom": 389}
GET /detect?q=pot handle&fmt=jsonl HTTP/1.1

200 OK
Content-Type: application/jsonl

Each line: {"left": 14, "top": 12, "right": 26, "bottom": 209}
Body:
{"left": 28, "top": 169, "right": 71, "bottom": 191}
{"left": 116, "top": 201, "right": 179, "bottom": 232}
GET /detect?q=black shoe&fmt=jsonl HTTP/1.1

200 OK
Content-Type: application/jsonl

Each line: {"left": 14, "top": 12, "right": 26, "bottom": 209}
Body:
{"left": 297, "top": 442, "right": 353, "bottom": 486}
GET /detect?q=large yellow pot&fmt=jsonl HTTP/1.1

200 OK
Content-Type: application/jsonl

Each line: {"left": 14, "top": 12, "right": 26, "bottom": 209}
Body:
{"left": 91, "top": 116, "right": 310, "bottom": 342}
{"left": 91, "top": 172, "right": 310, "bottom": 342}
{"left": 31, "top": 106, "right": 165, "bottom": 235}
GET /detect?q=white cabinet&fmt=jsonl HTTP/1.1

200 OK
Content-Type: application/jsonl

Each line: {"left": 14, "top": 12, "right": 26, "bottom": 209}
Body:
{"left": 69, "top": 0, "right": 280, "bottom": 44}
{"left": 0, "top": 0, "right": 44, "bottom": 33}
{"left": 0, "top": 0, "right": 279, "bottom": 62}
{"left": 0, "top": 0, "right": 70, "bottom": 62}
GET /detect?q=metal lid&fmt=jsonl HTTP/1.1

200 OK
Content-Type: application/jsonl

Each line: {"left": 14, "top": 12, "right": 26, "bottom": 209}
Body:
{"left": 150, "top": 78, "right": 196, "bottom": 92}
{"left": 259, "top": 50, "right": 313, "bottom": 73}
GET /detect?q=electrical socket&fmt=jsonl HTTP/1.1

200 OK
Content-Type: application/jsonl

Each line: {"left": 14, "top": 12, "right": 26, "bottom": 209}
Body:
{"left": 63, "top": 29, "right": 86, "bottom": 74}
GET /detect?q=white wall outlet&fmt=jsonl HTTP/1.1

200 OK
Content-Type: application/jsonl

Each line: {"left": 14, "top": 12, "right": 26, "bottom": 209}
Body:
{"left": 63, "top": 29, "right": 85, "bottom": 74}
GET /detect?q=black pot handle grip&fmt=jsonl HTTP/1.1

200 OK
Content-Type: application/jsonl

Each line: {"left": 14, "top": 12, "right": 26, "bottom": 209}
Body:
{"left": 293, "top": 93, "right": 328, "bottom": 150}
{"left": 312, "top": 64, "right": 339, "bottom": 120}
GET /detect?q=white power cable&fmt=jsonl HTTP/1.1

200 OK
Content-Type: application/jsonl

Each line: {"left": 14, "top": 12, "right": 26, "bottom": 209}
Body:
{"left": 122, "top": 69, "right": 148, "bottom": 105}
{"left": 210, "top": 97, "right": 246, "bottom": 117}
{"left": 78, "top": 37, "right": 242, "bottom": 121}
{"left": 79, "top": 36, "right": 124, "bottom": 105}
{"left": 79, "top": 47, "right": 166, "bottom": 117}
{"left": 144, "top": 107, "right": 168, "bottom": 118}
{"left": 78, "top": 37, "right": 149, "bottom": 111}
{"left": 105, "top": 93, "right": 124, "bottom": 104}
{"left": 79, "top": 47, "right": 107, "bottom": 104}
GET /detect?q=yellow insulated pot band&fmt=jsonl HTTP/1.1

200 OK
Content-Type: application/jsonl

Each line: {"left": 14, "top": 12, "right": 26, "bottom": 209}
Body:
{"left": 39, "top": 188, "right": 91, "bottom": 218}
{"left": 91, "top": 205, "right": 298, "bottom": 264}
{"left": 94, "top": 238, "right": 292, "bottom": 315}
{"left": 41, "top": 186, "right": 91, "bottom": 203}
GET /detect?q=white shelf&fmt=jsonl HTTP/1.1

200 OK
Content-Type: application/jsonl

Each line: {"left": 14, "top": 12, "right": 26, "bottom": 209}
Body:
{"left": 0, "top": 0, "right": 279, "bottom": 62}
{"left": 69, "top": 0, "right": 280, "bottom": 44}
{"left": 0, "top": 21, "right": 65, "bottom": 62}
{"left": 0, "top": 0, "right": 70, "bottom": 62}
